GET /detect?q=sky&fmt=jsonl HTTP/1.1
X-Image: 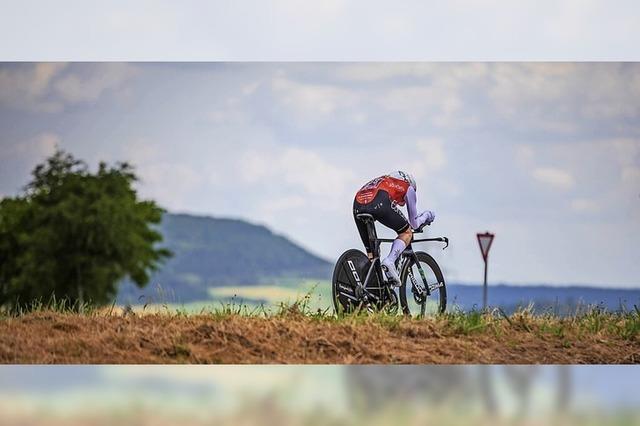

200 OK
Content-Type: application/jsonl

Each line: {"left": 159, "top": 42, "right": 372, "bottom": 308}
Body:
{"left": 0, "top": 63, "right": 639, "bottom": 287}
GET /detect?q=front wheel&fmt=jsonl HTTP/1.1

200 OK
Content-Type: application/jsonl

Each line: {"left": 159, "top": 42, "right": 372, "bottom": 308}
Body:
{"left": 399, "top": 251, "right": 447, "bottom": 317}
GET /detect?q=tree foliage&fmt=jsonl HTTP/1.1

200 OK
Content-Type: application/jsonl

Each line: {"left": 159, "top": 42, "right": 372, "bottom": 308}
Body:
{"left": 0, "top": 150, "right": 171, "bottom": 310}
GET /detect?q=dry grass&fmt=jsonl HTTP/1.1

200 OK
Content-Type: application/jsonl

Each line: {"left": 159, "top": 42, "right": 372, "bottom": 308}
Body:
{"left": 0, "top": 304, "right": 638, "bottom": 364}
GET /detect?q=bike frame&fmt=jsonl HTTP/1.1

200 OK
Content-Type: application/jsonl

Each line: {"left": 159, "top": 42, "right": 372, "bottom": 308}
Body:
{"left": 356, "top": 214, "right": 449, "bottom": 306}
{"left": 379, "top": 233, "right": 448, "bottom": 297}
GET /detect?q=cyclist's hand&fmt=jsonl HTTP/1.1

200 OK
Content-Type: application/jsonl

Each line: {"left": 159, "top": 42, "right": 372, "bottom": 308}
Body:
{"left": 419, "top": 210, "right": 435, "bottom": 225}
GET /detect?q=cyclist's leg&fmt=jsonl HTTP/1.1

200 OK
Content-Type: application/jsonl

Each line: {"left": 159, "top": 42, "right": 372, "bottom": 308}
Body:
{"left": 396, "top": 226, "right": 413, "bottom": 246}
{"left": 353, "top": 199, "right": 374, "bottom": 259}
{"left": 383, "top": 226, "right": 412, "bottom": 266}
{"left": 374, "top": 192, "right": 412, "bottom": 282}
{"left": 376, "top": 195, "right": 412, "bottom": 251}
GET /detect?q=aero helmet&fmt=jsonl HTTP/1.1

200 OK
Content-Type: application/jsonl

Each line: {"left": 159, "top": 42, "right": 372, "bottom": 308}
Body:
{"left": 395, "top": 170, "right": 416, "bottom": 190}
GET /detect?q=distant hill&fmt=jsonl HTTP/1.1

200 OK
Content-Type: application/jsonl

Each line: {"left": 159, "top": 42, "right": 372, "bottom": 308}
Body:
{"left": 117, "top": 213, "right": 331, "bottom": 303}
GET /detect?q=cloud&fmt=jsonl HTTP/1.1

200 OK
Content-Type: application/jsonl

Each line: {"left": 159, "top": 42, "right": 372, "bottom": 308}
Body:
{"left": 611, "top": 139, "right": 640, "bottom": 168}
{"left": 31, "top": 63, "right": 67, "bottom": 96}
{"left": 3, "top": 132, "right": 60, "bottom": 162}
{"left": 515, "top": 144, "right": 535, "bottom": 166}
{"left": 609, "top": 139, "right": 640, "bottom": 198}
{"left": 120, "top": 139, "right": 204, "bottom": 209}
{"left": 376, "top": 84, "right": 468, "bottom": 128}
{"left": 331, "top": 63, "right": 640, "bottom": 134}
{"left": 240, "top": 145, "right": 357, "bottom": 202}
{"left": 233, "top": 144, "right": 362, "bottom": 249}
{"left": 135, "top": 162, "right": 203, "bottom": 209}
{"left": 22, "top": 132, "right": 59, "bottom": 157}
{"left": 208, "top": 106, "right": 249, "bottom": 125}
{"left": 270, "top": 75, "right": 358, "bottom": 126}
{"left": 532, "top": 167, "right": 575, "bottom": 191}
{"left": 268, "top": 63, "right": 635, "bottom": 134}
{"left": 518, "top": 138, "right": 639, "bottom": 189}
{"left": 334, "top": 63, "right": 438, "bottom": 81}
{"left": 621, "top": 167, "right": 640, "bottom": 186}
{"left": 271, "top": 68, "right": 471, "bottom": 129}
{"left": 488, "top": 63, "right": 640, "bottom": 133}
{"left": 0, "top": 132, "right": 61, "bottom": 196}
{"left": 514, "top": 137, "right": 639, "bottom": 224}
{"left": 239, "top": 149, "right": 272, "bottom": 184}
{"left": 0, "top": 63, "right": 136, "bottom": 113}
{"left": 241, "top": 81, "right": 261, "bottom": 96}
{"left": 369, "top": 65, "right": 485, "bottom": 127}
{"left": 415, "top": 138, "right": 446, "bottom": 171}
{"left": 279, "top": 147, "right": 358, "bottom": 197}
{"left": 53, "top": 63, "right": 137, "bottom": 104}
{"left": 335, "top": 63, "right": 488, "bottom": 83}
{"left": 0, "top": 63, "right": 67, "bottom": 112}
{"left": 571, "top": 198, "right": 600, "bottom": 213}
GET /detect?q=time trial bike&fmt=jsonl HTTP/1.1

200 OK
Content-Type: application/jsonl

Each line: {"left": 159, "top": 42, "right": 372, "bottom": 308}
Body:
{"left": 332, "top": 213, "right": 449, "bottom": 317}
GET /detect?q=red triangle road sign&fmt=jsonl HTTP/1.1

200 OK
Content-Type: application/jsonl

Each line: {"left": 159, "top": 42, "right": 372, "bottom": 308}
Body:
{"left": 477, "top": 232, "right": 494, "bottom": 262}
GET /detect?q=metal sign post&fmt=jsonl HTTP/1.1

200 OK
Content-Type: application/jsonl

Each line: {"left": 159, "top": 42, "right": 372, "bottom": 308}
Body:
{"left": 476, "top": 232, "right": 495, "bottom": 310}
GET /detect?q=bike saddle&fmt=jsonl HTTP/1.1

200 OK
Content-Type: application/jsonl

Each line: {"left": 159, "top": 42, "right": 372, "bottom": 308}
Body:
{"left": 355, "top": 213, "right": 374, "bottom": 222}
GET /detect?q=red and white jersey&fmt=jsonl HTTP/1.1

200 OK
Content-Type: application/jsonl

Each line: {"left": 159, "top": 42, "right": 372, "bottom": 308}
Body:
{"left": 355, "top": 172, "right": 411, "bottom": 205}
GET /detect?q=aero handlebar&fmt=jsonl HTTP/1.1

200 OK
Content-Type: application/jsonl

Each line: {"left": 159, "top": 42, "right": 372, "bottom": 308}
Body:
{"left": 377, "top": 222, "right": 450, "bottom": 250}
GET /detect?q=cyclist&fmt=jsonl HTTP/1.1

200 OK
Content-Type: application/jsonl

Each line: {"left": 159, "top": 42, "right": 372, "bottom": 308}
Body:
{"left": 353, "top": 171, "right": 435, "bottom": 285}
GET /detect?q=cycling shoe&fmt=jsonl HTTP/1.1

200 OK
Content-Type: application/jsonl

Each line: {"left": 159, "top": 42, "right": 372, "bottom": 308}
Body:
{"left": 381, "top": 257, "right": 401, "bottom": 286}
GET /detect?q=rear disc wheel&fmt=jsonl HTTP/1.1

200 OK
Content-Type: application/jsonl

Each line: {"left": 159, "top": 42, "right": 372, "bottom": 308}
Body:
{"left": 332, "top": 249, "right": 370, "bottom": 314}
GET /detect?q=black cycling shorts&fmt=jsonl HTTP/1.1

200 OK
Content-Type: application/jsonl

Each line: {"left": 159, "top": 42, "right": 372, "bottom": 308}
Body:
{"left": 353, "top": 190, "right": 410, "bottom": 253}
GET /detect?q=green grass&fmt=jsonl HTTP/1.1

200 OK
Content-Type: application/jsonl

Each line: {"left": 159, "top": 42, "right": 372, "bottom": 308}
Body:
{"left": 3, "top": 293, "right": 98, "bottom": 317}
{"left": 3, "top": 287, "right": 640, "bottom": 342}
{"left": 195, "top": 298, "right": 640, "bottom": 341}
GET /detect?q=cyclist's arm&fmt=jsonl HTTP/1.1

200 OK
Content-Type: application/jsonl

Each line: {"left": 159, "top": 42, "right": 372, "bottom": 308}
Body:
{"left": 405, "top": 186, "right": 433, "bottom": 229}
{"left": 405, "top": 186, "right": 422, "bottom": 229}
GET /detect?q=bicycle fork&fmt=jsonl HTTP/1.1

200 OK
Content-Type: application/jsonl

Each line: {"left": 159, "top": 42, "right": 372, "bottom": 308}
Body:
{"left": 406, "top": 251, "right": 446, "bottom": 298}
{"left": 401, "top": 252, "right": 427, "bottom": 302}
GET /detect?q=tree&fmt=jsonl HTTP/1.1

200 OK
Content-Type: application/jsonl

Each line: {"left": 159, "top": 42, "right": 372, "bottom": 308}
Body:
{"left": 0, "top": 150, "right": 171, "bottom": 310}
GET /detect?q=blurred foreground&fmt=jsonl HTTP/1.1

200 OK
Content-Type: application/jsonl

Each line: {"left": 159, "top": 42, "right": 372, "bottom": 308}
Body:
{"left": 0, "top": 366, "right": 639, "bottom": 425}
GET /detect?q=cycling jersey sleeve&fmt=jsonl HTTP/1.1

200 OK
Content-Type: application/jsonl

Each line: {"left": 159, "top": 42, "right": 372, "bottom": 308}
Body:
{"left": 405, "top": 186, "right": 421, "bottom": 229}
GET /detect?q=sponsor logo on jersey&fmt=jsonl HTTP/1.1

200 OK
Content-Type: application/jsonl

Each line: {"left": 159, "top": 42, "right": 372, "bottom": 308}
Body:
{"left": 387, "top": 181, "right": 404, "bottom": 190}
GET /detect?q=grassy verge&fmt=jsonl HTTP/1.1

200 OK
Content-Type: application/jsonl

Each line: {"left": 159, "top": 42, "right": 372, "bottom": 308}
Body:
{"left": 0, "top": 293, "right": 638, "bottom": 364}
{"left": 3, "top": 291, "right": 640, "bottom": 341}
